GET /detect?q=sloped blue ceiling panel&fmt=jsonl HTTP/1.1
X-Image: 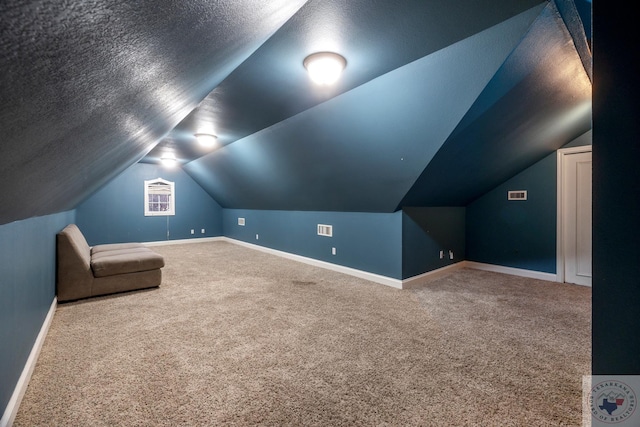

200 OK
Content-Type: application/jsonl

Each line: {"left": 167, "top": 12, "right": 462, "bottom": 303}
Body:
{"left": 0, "top": 0, "right": 307, "bottom": 226}
{"left": 184, "top": 7, "right": 541, "bottom": 213}
{"left": 400, "top": 2, "right": 592, "bottom": 208}
{"left": 147, "top": 0, "right": 545, "bottom": 163}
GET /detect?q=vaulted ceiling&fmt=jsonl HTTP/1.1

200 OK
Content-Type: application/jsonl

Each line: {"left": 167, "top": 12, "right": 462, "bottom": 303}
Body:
{"left": 0, "top": 0, "right": 591, "bottom": 225}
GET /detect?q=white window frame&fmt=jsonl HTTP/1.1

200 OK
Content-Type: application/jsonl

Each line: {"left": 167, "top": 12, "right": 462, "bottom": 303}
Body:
{"left": 144, "top": 178, "right": 175, "bottom": 216}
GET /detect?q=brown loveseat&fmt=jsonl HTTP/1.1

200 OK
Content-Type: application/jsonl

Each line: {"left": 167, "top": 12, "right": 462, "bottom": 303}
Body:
{"left": 56, "top": 224, "right": 164, "bottom": 302}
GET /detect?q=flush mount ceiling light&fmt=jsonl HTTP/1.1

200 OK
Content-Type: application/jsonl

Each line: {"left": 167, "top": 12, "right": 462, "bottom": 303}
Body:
{"left": 303, "top": 52, "right": 347, "bottom": 86}
{"left": 194, "top": 133, "right": 218, "bottom": 148}
{"left": 160, "top": 152, "right": 177, "bottom": 167}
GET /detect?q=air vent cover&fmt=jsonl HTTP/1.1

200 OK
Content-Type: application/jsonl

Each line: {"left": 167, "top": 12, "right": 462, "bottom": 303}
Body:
{"left": 508, "top": 190, "right": 527, "bottom": 200}
{"left": 317, "top": 224, "right": 333, "bottom": 237}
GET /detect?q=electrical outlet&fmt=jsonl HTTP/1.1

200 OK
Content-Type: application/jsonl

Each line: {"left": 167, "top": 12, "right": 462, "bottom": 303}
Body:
{"left": 201, "top": 229, "right": 205, "bottom": 234}
{"left": 439, "top": 250, "right": 444, "bottom": 259}
{"left": 449, "top": 250, "right": 454, "bottom": 260}
{"left": 190, "top": 229, "right": 194, "bottom": 235}
{"left": 332, "top": 247, "right": 336, "bottom": 255}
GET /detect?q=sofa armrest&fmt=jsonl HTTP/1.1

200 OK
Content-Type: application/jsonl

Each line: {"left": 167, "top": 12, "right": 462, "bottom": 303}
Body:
{"left": 56, "top": 224, "right": 93, "bottom": 302}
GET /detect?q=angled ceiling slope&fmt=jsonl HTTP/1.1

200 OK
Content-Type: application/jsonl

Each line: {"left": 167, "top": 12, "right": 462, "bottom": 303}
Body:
{"left": 400, "top": 1, "right": 592, "bottom": 208}
{"left": 0, "top": 0, "right": 308, "bottom": 226}
{"left": 184, "top": 3, "right": 545, "bottom": 212}
{"left": 146, "top": 0, "right": 544, "bottom": 165}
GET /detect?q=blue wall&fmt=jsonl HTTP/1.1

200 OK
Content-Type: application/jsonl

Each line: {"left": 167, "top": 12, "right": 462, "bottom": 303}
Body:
{"left": 76, "top": 163, "right": 223, "bottom": 245}
{"left": 402, "top": 207, "right": 465, "bottom": 279}
{"left": 465, "top": 132, "right": 592, "bottom": 273}
{"left": 0, "top": 210, "right": 75, "bottom": 415}
{"left": 466, "top": 153, "right": 558, "bottom": 273}
{"left": 223, "top": 209, "right": 403, "bottom": 279}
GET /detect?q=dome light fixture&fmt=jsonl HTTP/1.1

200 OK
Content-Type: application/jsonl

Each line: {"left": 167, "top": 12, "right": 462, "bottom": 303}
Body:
{"left": 160, "top": 152, "right": 177, "bottom": 167}
{"left": 195, "top": 133, "right": 218, "bottom": 148}
{"left": 303, "top": 52, "right": 347, "bottom": 86}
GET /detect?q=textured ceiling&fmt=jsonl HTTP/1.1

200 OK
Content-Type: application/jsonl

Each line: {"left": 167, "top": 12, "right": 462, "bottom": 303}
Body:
{"left": 144, "top": 0, "right": 544, "bottom": 164}
{"left": 183, "top": 0, "right": 591, "bottom": 212}
{"left": 0, "top": 0, "right": 307, "bottom": 226}
{"left": 184, "top": 6, "right": 545, "bottom": 212}
{"left": 0, "top": 0, "right": 591, "bottom": 224}
{"left": 400, "top": 2, "right": 592, "bottom": 207}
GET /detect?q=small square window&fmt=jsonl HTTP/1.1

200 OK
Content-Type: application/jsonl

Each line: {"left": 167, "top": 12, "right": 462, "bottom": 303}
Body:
{"left": 144, "top": 178, "right": 175, "bottom": 216}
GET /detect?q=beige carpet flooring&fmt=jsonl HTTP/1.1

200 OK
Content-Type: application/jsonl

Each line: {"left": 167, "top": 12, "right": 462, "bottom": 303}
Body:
{"left": 15, "top": 241, "right": 591, "bottom": 426}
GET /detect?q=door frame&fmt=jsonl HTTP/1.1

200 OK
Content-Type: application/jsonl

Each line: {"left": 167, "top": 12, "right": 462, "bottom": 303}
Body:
{"left": 556, "top": 145, "right": 592, "bottom": 283}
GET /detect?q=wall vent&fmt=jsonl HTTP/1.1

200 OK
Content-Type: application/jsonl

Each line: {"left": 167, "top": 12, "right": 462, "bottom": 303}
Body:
{"left": 238, "top": 217, "right": 245, "bottom": 226}
{"left": 508, "top": 190, "right": 527, "bottom": 200}
{"left": 317, "top": 224, "right": 333, "bottom": 237}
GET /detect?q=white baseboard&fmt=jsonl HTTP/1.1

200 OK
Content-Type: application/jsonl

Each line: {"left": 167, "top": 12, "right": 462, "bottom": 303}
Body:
{"left": 144, "top": 236, "right": 224, "bottom": 247}
{"left": 222, "top": 239, "right": 545, "bottom": 290}
{"left": 401, "top": 262, "right": 467, "bottom": 289}
{"left": 150, "top": 237, "right": 559, "bottom": 287}
{"left": 464, "top": 261, "right": 558, "bottom": 282}
{"left": 223, "top": 238, "right": 404, "bottom": 289}
{"left": 1, "top": 297, "right": 57, "bottom": 427}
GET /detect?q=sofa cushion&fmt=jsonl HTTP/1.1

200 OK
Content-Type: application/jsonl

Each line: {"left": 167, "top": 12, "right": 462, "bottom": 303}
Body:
{"left": 92, "top": 242, "right": 147, "bottom": 254}
{"left": 91, "top": 247, "right": 152, "bottom": 260}
{"left": 91, "top": 251, "right": 165, "bottom": 278}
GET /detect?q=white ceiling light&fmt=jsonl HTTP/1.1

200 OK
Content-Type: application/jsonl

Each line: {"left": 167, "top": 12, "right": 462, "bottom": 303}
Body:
{"left": 303, "top": 52, "right": 347, "bottom": 86}
{"left": 160, "top": 152, "right": 177, "bottom": 167}
{"left": 195, "top": 133, "right": 218, "bottom": 147}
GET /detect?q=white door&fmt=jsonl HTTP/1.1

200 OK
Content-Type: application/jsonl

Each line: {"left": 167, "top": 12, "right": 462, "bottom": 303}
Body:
{"left": 562, "top": 151, "right": 592, "bottom": 286}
